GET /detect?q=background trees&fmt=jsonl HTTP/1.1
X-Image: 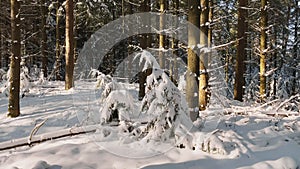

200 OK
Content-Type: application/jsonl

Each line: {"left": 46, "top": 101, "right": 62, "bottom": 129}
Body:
{"left": 1, "top": 0, "right": 299, "bottom": 118}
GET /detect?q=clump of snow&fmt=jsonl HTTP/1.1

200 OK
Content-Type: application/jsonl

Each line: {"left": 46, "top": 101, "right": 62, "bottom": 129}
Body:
{"left": 99, "top": 90, "right": 135, "bottom": 124}
{"left": 134, "top": 50, "right": 160, "bottom": 71}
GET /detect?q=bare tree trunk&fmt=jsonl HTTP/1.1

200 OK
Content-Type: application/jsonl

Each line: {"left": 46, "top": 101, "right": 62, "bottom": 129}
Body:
{"left": 260, "top": 0, "right": 268, "bottom": 101}
{"left": 234, "top": 0, "right": 248, "bottom": 101}
{"left": 55, "top": 0, "right": 61, "bottom": 80}
{"left": 140, "top": 0, "right": 151, "bottom": 49}
{"left": 8, "top": 0, "right": 21, "bottom": 117}
{"left": 170, "top": 0, "right": 179, "bottom": 82}
{"left": 0, "top": 22, "right": 2, "bottom": 68}
{"left": 40, "top": 0, "right": 47, "bottom": 78}
{"left": 65, "top": 0, "right": 74, "bottom": 90}
{"left": 199, "top": 0, "right": 209, "bottom": 111}
{"left": 187, "top": 0, "right": 200, "bottom": 121}
{"left": 159, "top": 0, "right": 166, "bottom": 68}
{"left": 292, "top": 0, "right": 298, "bottom": 94}
{"left": 208, "top": 0, "right": 213, "bottom": 53}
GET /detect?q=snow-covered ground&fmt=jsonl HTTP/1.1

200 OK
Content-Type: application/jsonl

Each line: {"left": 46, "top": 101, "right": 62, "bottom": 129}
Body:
{"left": 0, "top": 80, "right": 299, "bottom": 169}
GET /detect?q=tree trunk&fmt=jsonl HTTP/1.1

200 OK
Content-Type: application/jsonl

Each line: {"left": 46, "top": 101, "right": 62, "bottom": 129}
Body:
{"left": 65, "top": 0, "right": 74, "bottom": 90}
{"left": 260, "top": 0, "right": 267, "bottom": 101}
{"left": 55, "top": 0, "right": 61, "bottom": 80}
{"left": 0, "top": 22, "right": 2, "bottom": 68}
{"left": 292, "top": 0, "right": 299, "bottom": 94}
{"left": 208, "top": 0, "right": 213, "bottom": 55}
{"left": 40, "top": 0, "right": 47, "bottom": 78}
{"left": 170, "top": 0, "right": 179, "bottom": 82}
{"left": 8, "top": 0, "right": 21, "bottom": 118}
{"left": 140, "top": 0, "right": 151, "bottom": 49}
{"left": 187, "top": 0, "right": 200, "bottom": 121}
{"left": 159, "top": 0, "right": 166, "bottom": 68}
{"left": 234, "top": 0, "right": 248, "bottom": 101}
{"left": 199, "top": 0, "right": 209, "bottom": 111}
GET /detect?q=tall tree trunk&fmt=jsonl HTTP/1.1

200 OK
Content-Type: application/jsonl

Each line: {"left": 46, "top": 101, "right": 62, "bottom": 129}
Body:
{"left": 170, "top": 0, "right": 179, "bottom": 82}
{"left": 65, "top": 0, "right": 74, "bottom": 90}
{"left": 40, "top": 0, "right": 47, "bottom": 78}
{"left": 159, "top": 0, "right": 166, "bottom": 68}
{"left": 0, "top": 22, "right": 2, "bottom": 68}
{"left": 208, "top": 0, "right": 213, "bottom": 53}
{"left": 187, "top": 0, "right": 200, "bottom": 121}
{"left": 140, "top": 0, "right": 151, "bottom": 49}
{"left": 55, "top": 0, "right": 61, "bottom": 80}
{"left": 234, "top": 0, "right": 248, "bottom": 101}
{"left": 260, "top": 0, "right": 267, "bottom": 101}
{"left": 199, "top": 0, "right": 209, "bottom": 111}
{"left": 8, "top": 0, "right": 21, "bottom": 117}
{"left": 292, "top": 0, "right": 299, "bottom": 94}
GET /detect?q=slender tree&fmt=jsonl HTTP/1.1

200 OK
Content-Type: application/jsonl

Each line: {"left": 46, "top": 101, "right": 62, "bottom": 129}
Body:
{"left": 187, "top": 0, "right": 200, "bottom": 121}
{"left": 65, "top": 0, "right": 74, "bottom": 90}
{"left": 40, "top": 0, "right": 47, "bottom": 78}
{"left": 8, "top": 0, "right": 21, "bottom": 117}
{"left": 140, "top": 0, "right": 151, "bottom": 49}
{"left": 292, "top": 0, "right": 298, "bottom": 94}
{"left": 208, "top": 0, "right": 213, "bottom": 51}
{"left": 55, "top": 0, "right": 62, "bottom": 80}
{"left": 234, "top": 0, "right": 248, "bottom": 101}
{"left": 159, "top": 0, "right": 166, "bottom": 68}
{"left": 170, "top": 0, "right": 179, "bottom": 81}
{"left": 259, "top": 0, "right": 268, "bottom": 101}
{"left": 199, "top": 0, "right": 209, "bottom": 111}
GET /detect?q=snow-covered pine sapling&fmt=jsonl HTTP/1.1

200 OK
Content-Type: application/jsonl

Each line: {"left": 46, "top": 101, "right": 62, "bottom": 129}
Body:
{"left": 99, "top": 90, "right": 135, "bottom": 125}
{"left": 139, "top": 68, "right": 194, "bottom": 144}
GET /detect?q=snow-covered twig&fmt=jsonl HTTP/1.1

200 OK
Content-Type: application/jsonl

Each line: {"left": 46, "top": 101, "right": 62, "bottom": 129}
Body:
{"left": 28, "top": 119, "right": 48, "bottom": 144}
{"left": 275, "top": 94, "right": 300, "bottom": 112}
{"left": 211, "top": 38, "right": 242, "bottom": 50}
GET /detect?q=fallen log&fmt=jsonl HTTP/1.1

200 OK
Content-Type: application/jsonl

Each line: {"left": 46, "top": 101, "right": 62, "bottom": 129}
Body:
{"left": 0, "top": 125, "right": 97, "bottom": 151}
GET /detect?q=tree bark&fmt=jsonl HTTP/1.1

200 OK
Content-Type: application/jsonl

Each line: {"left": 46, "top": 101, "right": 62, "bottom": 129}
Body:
{"left": 187, "top": 0, "right": 200, "bottom": 121}
{"left": 199, "top": 0, "right": 209, "bottom": 111}
{"left": 234, "top": 0, "right": 248, "bottom": 101}
{"left": 260, "top": 0, "right": 267, "bottom": 101}
{"left": 8, "top": 0, "right": 21, "bottom": 118}
{"left": 65, "top": 0, "right": 74, "bottom": 90}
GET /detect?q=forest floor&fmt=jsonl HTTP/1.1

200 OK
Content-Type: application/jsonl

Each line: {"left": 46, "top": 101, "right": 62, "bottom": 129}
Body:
{"left": 0, "top": 80, "right": 299, "bottom": 169}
